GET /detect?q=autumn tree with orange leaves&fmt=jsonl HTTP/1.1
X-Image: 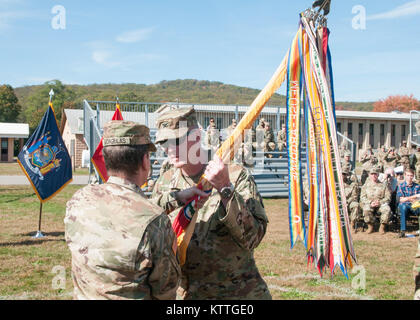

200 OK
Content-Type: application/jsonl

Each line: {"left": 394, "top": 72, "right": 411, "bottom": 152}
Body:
{"left": 373, "top": 95, "right": 420, "bottom": 113}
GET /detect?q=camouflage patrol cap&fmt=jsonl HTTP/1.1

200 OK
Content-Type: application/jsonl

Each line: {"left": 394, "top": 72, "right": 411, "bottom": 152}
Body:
{"left": 369, "top": 166, "right": 381, "bottom": 174}
{"left": 344, "top": 151, "right": 351, "bottom": 157}
{"left": 155, "top": 107, "right": 198, "bottom": 144}
{"left": 103, "top": 121, "right": 156, "bottom": 152}
{"left": 402, "top": 140, "right": 407, "bottom": 144}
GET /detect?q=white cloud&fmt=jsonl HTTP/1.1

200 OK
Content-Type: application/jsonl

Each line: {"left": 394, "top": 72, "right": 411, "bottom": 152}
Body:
{"left": 92, "top": 50, "right": 121, "bottom": 68}
{"left": 116, "top": 27, "right": 154, "bottom": 43}
{"left": 367, "top": 0, "right": 420, "bottom": 20}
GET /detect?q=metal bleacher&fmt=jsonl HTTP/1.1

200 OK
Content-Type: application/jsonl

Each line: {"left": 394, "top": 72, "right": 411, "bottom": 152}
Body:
{"left": 148, "top": 150, "right": 305, "bottom": 198}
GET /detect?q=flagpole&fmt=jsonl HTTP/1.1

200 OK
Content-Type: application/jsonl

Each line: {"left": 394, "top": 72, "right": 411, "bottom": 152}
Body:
{"left": 33, "top": 202, "right": 45, "bottom": 239}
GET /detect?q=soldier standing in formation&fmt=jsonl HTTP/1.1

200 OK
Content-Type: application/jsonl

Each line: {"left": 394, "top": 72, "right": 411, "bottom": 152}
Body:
{"left": 65, "top": 121, "right": 180, "bottom": 300}
{"left": 263, "top": 122, "right": 276, "bottom": 157}
{"left": 341, "top": 151, "right": 353, "bottom": 173}
{"left": 277, "top": 124, "right": 287, "bottom": 153}
{"left": 360, "top": 166, "right": 392, "bottom": 234}
{"left": 384, "top": 147, "right": 401, "bottom": 170}
{"left": 377, "top": 145, "right": 387, "bottom": 169}
{"left": 413, "top": 146, "right": 420, "bottom": 181}
{"left": 398, "top": 140, "right": 411, "bottom": 170}
{"left": 342, "top": 166, "right": 361, "bottom": 231}
{"left": 151, "top": 107, "right": 271, "bottom": 300}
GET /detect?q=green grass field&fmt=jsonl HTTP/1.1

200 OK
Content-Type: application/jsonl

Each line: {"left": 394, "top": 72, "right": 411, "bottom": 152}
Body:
{"left": 0, "top": 185, "right": 419, "bottom": 300}
{"left": 0, "top": 162, "right": 90, "bottom": 176}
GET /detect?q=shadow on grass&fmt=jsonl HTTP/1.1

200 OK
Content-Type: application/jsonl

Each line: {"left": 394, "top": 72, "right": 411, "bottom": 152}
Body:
{"left": 0, "top": 193, "right": 35, "bottom": 203}
{"left": 18, "top": 231, "right": 64, "bottom": 237}
{"left": 0, "top": 238, "right": 65, "bottom": 247}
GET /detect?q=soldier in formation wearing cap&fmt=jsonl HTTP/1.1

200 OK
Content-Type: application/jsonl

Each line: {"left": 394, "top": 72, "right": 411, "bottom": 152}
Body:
{"left": 277, "top": 124, "right": 287, "bottom": 154}
{"left": 398, "top": 140, "right": 411, "bottom": 170}
{"left": 65, "top": 121, "right": 180, "bottom": 300}
{"left": 263, "top": 122, "right": 276, "bottom": 157}
{"left": 412, "top": 146, "right": 420, "bottom": 182}
{"left": 342, "top": 166, "right": 361, "bottom": 232}
{"left": 361, "top": 155, "right": 381, "bottom": 185}
{"left": 377, "top": 145, "right": 387, "bottom": 169}
{"left": 151, "top": 107, "right": 271, "bottom": 300}
{"left": 360, "top": 166, "right": 392, "bottom": 234}
{"left": 384, "top": 147, "right": 401, "bottom": 170}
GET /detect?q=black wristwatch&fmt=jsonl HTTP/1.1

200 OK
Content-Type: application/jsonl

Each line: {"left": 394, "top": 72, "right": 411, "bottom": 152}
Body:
{"left": 219, "top": 183, "right": 234, "bottom": 200}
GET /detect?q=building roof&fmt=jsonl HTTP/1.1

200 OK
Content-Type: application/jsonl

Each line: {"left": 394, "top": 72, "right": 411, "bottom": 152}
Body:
{"left": 63, "top": 109, "right": 160, "bottom": 134}
{"left": 0, "top": 123, "right": 29, "bottom": 138}
{"left": 169, "top": 103, "right": 412, "bottom": 120}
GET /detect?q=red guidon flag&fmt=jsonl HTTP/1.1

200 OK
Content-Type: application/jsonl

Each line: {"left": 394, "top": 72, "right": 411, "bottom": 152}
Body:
{"left": 91, "top": 103, "right": 123, "bottom": 182}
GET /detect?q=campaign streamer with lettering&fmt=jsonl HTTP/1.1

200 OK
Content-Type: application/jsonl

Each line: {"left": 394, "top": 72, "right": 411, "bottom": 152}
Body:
{"left": 285, "top": 14, "right": 356, "bottom": 277}
{"left": 286, "top": 27, "right": 306, "bottom": 249}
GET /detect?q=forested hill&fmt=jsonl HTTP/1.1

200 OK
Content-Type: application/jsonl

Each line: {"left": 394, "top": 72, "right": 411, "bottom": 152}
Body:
{"left": 15, "top": 79, "right": 286, "bottom": 107}
{"left": 15, "top": 79, "right": 374, "bottom": 109}
{"left": 12, "top": 79, "right": 374, "bottom": 129}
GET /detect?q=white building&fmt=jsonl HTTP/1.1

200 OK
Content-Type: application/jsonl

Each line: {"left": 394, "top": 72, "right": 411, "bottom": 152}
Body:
{"left": 0, "top": 123, "right": 29, "bottom": 162}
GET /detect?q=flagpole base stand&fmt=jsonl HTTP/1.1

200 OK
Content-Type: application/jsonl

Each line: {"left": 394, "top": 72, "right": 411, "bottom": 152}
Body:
{"left": 33, "top": 231, "right": 45, "bottom": 239}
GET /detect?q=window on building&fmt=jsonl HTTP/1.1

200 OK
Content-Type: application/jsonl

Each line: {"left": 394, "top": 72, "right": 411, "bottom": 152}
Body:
{"left": 380, "top": 124, "right": 385, "bottom": 146}
{"left": 348, "top": 123, "right": 353, "bottom": 139}
{"left": 337, "top": 122, "right": 342, "bottom": 133}
{"left": 369, "top": 124, "right": 374, "bottom": 148}
{"left": 391, "top": 124, "right": 396, "bottom": 147}
{"left": 402, "top": 124, "right": 406, "bottom": 140}
{"left": 358, "top": 123, "right": 364, "bottom": 147}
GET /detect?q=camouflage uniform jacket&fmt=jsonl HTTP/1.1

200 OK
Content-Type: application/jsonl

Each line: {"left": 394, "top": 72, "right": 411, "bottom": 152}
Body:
{"left": 384, "top": 153, "right": 401, "bottom": 168}
{"left": 151, "top": 164, "right": 271, "bottom": 300}
{"left": 65, "top": 176, "right": 181, "bottom": 300}
{"left": 414, "top": 238, "right": 420, "bottom": 300}
{"left": 360, "top": 179, "right": 391, "bottom": 207}
{"left": 414, "top": 152, "right": 420, "bottom": 168}
{"left": 341, "top": 159, "right": 353, "bottom": 172}
{"left": 264, "top": 128, "right": 275, "bottom": 144}
{"left": 344, "top": 179, "right": 360, "bottom": 205}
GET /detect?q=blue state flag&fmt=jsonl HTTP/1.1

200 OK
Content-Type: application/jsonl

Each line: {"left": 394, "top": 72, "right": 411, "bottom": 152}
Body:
{"left": 17, "top": 103, "right": 73, "bottom": 202}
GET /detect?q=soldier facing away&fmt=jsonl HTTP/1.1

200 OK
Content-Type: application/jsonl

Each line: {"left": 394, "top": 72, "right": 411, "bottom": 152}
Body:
{"left": 151, "top": 107, "right": 271, "bottom": 300}
{"left": 65, "top": 121, "right": 180, "bottom": 300}
{"left": 342, "top": 166, "right": 361, "bottom": 232}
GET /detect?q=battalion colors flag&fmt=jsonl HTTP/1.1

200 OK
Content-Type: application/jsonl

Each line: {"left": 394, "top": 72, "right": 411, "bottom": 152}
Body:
{"left": 91, "top": 103, "right": 123, "bottom": 182}
{"left": 17, "top": 103, "right": 72, "bottom": 202}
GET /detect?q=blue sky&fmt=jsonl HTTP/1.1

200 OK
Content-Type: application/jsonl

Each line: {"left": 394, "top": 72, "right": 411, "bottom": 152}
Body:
{"left": 0, "top": 0, "right": 419, "bottom": 102}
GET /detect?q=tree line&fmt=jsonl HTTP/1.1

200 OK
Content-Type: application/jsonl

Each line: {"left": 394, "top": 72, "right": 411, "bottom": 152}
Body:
{"left": 3, "top": 79, "right": 417, "bottom": 133}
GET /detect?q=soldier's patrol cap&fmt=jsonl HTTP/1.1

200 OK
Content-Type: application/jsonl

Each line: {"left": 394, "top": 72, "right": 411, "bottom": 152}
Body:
{"left": 155, "top": 107, "right": 198, "bottom": 144}
{"left": 344, "top": 151, "right": 351, "bottom": 157}
{"left": 369, "top": 166, "right": 381, "bottom": 174}
{"left": 102, "top": 121, "right": 156, "bottom": 152}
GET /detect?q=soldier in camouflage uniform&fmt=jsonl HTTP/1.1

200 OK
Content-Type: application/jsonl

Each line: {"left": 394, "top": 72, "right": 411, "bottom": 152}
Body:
{"left": 343, "top": 166, "right": 361, "bottom": 231}
{"left": 65, "top": 121, "right": 180, "bottom": 300}
{"left": 263, "top": 122, "right": 276, "bottom": 157}
{"left": 384, "top": 147, "right": 401, "bottom": 170}
{"left": 151, "top": 107, "right": 271, "bottom": 300}
{"left": 277, "top": 124, "right": 287, "bottom": 153}
{"left": 341, "top": 151, "right": 353, "bottom": 173}
{"left": 160, "top": 158, "right": 174, "bottom": 177}
{"left": 376, "top": 145, "right": 387, "bottom": 169}
{"left": 398, "top": 140, "right": 411, "bottom": 170}
{"left": 361, "top": 155, "right": 380, "bottom": 185}
{"left": 412, "top": 146, "right": 420, "bottom": 182}
{"left": 360, "top": 166, "right": 392, "bottom": 234}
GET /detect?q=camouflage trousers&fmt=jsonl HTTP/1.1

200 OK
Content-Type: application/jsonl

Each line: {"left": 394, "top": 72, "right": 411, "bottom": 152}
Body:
{"left": 348, "top": 202, "right": 361, "bottom": 222}
{"left": 362, "top": 204, "right": 391, "bottom": 224}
